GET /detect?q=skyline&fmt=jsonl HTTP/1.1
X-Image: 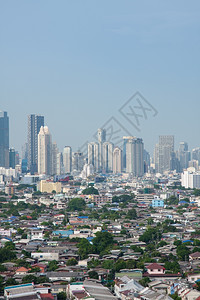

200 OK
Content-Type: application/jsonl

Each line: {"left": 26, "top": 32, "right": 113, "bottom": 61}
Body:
{"left": 1, "top": 1, "right": 200, "bottom": 154}
{"left": 1, "top": 108, "right": 200, "bottom": 157}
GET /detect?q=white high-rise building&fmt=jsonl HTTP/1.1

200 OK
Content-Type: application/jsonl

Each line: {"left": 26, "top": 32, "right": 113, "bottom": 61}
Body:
{"left": 102, "top": 142, "right": 113, "bottom": 173}
{"left": 113, "top": 147, "right": 122, "bottom": 174}
{"left": 81, "top": 163, "right": 94, "bottom": 179}
{"left": 98, "top": 128, "right": 106, "bottom": 171}
{"left": 38, "top": 126, "right": 52, "bottom": 175}
{"left": 63, "top": 146, "right": 72, "bottom": 174}
{"left": 88, "top": 142, "right": 99, "bottom": 172}
{"left": 181, "top": 170, "right": 200, "bottom": 189}
{"left": 126, "top": 137, "right": 144, "bottom": 177}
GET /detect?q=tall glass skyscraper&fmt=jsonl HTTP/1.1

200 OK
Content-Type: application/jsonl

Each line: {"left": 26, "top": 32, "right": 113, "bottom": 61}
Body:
{"left": 0, "top": 111, "right": 9, "bottom": 168}
{"left": 28, "top": 114, "right": 44, "bottom": 174}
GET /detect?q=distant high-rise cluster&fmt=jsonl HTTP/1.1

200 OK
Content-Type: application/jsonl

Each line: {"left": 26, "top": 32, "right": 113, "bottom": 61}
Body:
{"left": 1, "top": 109, "right": 200, "bottom": 178}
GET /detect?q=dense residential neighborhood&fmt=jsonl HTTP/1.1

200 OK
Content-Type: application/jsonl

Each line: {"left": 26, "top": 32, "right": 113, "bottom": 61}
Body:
{"left": 0, "top": 172, "right": 200, "bottom": 299}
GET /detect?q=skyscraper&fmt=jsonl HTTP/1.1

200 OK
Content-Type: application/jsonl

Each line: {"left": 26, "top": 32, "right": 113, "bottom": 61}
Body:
{"left": 155, "top": 135, "right": 174, "bottom": 173}
{"left": 88, "top": 142, "right": 99, "bottom": 172}
{"left": 38, "top": 126, "right": 52, "bottom": 175}
{"left": 178, "top": 142, "right": 190, "bottom": 172}
{"left": 98, "top": 128, "right": 106, "bottom": 144}
{"left": 102, "top": 142, "right": 113, "bottom": 173}
{"left": 113, "top": 147, "right": 122, "bottom": 174}
{"left": 57, "top": 152, "right": 64, "bottom": 175}
{"left": 72, "top": 151, "right": 84, "bottom": 172}
{"left": 63, "top": 146, "right": 72, "bottom": 174}
{"left": 0, "top": 111, "right": 9, "bottom": 168}
{"left": 28, "top": 114, "right": 44, "bottom": 174}
{"left": 122, "top": 136, "right": 136, "bottom": 171}
{"left": 126, "top": 137, "right": 144, "bottom": 177}
{"left": 52, "top": 142, "right": 58, "bottom": 175}
{"left": 98, "top": 128, "right": 106, "bottom": 171}
{"left": 9, "top": 148, "right": 16, "bottom": 169}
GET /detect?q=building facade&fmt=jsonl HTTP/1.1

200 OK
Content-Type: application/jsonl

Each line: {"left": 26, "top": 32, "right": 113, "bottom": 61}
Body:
{"left": 113, "top": 147, "right": 122, "bottom": 174}
{"left": 0, "top": 111, "right": 9, "bottom": 168}
{"left": 63, "top": 146, "right": 72, "bottom": 174}
{"left": 38, "top": 126, "right": 52, "bottom": 175}
{"left": 28, "top": 114, "right": 44, "bottom": 174}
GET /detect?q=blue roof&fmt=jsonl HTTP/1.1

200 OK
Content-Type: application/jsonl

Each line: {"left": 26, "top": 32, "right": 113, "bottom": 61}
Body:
{"left": 183, "top": 240, "right": 193, "bottom": 243}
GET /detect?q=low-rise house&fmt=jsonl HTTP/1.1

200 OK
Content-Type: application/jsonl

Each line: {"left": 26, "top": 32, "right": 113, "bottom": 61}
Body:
{"left": 31, "top": 251, "right": 59, "bottom": 261}
{"left": 15, "top": 267, "right": 29, "bottom": 275}
{"left": 146, "top": 263, "right": 165, "bottom": 275}
{"left": 189, "top": 251, "right": 200, "bottom": 261}
{"left": 114, "top": 276, "right": 143, "bottom": 299}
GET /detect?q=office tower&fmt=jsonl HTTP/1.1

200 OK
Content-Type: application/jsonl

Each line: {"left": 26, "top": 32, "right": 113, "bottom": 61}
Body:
{"left": 38, "top": 126, "right": 52, "bottom": 175}
{"left": 126, "top": 137, "right": 144, "bottom": 177}
{"left": 98, "top": 128, "right": 106, "bottom": 143}
{"left": 0, "top": 111, "right": 9, "bottom": 168}
{"left": 155, "top": 135, "right": 174, "bottom": 173}
{"left": 192, "top": 148, "right": 200, "bottom": 165}
{"left": 9, "top": 148, "right": 16, "bottom": 169}
{"left": 113, "top": 147, "right": 122, "bottom": 174}
{"left": 88, "top": 142, "right": 99, "bottom": 172}
{"left": 178, "top": 142, "right": 190, "bottom": 172}
{"left": 122, "top": 136, "right": 136, "bottom": 171}
{"left": 102, "top": 142, "right": 113, "bottom": 173}
{"left": 57, "top": 152, "right": 64, "bottom": 175}
{"left": 52, "top": 142, "right": 58, "bottom": 175}
{"left": 63, "top": 146, "right": 72, "bottom": 174}
{"left": 22, "top": 143, "right": 28, "bottom": 160}
{"left": 144, "top": 150, "right": 150, "bottom": 173}
{"left": 28, "top": 114, "right": 44, "bottom": 174}
{"left": 98, "top": 128, "right": 106, "bottom": 171}
{"left": 72, "top": 151, "right": 84, "bottom": 172}
{"left": 188, "top": 160, "right": 199, "bottom": 171}
{"left": 170, "top": 151, "right": 180, "bottom": 172}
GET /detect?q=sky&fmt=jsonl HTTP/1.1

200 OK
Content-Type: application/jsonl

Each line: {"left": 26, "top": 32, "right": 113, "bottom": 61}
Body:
{"left": 0, "top": 1, "right": 200, "bottom": 156}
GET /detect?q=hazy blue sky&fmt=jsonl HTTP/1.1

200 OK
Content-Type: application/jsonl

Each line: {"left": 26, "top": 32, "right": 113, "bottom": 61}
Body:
{"left": 1, "top": 1, "right": 200, "bottom": 155}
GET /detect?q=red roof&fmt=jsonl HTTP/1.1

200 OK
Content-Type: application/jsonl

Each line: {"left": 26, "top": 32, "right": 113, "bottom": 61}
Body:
{"left": 147, "top": 263, "right": 165, "bottom": 270}
{"left": 40, "top": 294, "right": 54, "bottom": 300}
{"left": 16, "top": 267, "right": 28, "bottom": 272}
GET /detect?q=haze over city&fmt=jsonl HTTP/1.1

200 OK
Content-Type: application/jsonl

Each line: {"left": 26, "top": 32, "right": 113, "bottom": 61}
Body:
{"left": 1, "top": 0, "right": 200, "bottom": 155}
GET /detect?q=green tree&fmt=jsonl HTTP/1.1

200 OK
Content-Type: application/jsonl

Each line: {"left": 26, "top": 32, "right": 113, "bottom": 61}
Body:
{"left": 48, "top": 260, "right": 58, "bottom": 271}
{"left": 139, "top": 277, "right": 150, "bottom": 287}
{"left": 176, "top": 244, "right": 190, "bottom": 261}
{"left": 5, "top": 278, "right": 17, "bottom": 286}
{"left": 66, "top": 258, "right": 78, "bottom": 266}
{"left": 114, "top": 259, "right": 126, "bottom": 272}
{"left": 5, "top": 241, "right": 15, "bottom": 250}
{"left": 93, "top": 231, "right": 114, "bottom": 255}
{"left": 57, "top": 292, "right": 67, "bottom": 300}
{"left": 82, "top": 187, "right": 99, "bottom": 195}
{"left": 78, "top": 239, "right": 94, "bottom": 259}
{"left": 67, "top": 198, "right": 86, "bottom": 211}
{"left": 22, "top": 275, "right": 37, "bottom": 284}
{"left": 126, "top": 208, "right": 137, "bottom": 219}
{"left": 0, "top": 248, "right": 16, "bottom": 263}
{"left": 88, "top": 270, "right": 99, "bottom": 279}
